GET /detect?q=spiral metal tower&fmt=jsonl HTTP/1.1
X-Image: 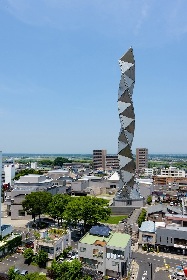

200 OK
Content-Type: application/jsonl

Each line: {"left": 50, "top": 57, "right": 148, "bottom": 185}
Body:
{"left": 117, "top": 47, "right": 136, "bottom": 199}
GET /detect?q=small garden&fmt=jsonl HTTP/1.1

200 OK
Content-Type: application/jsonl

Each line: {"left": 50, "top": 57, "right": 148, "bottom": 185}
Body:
{"left": 101, "top": 215, "right": 128, "bottom": 224}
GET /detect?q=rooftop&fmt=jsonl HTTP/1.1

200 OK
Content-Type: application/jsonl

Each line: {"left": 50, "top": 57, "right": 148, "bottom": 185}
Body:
{"left": 108, "top": 172, "right": 119, "bottom": 181}
{"left": 37, "top": 228, "right": 69, "bottom": 245}
{"left": 80, "top": 226, "right": 130, "bottom": 249}
{"left": 139, "top": 221, "right": 155, "bottom": 233}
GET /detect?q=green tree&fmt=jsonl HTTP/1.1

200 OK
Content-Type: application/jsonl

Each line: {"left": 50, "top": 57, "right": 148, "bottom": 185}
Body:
{"left": 35, "top": 250, "right": 48, "bottom": 268}
{"left": 8, "top": 266, "right": 17, "bottom": 280}
{"left": 61, "top": 246, "right": 72, "bottom": 259}
{"left": 64, "top": 196, "right": 111, "bottom": 231}
{"left": 8, "top": 269, "right": 47, "bottom": 280}
{"left": 23, "top": 248, "right": 34, "bottom": 264}
{"left": 22, "top": 191, "right": 52, "bottom": 222}
{"left": 53, "top": 157, "right": 72, "bottom": 167}
{"left": 38, "top": 159, "right": 53, "bottom": 166}
{"left": 138, "top": 208, "right": 147, "bottom": 227}
{"left": 14, "top": 169, "right": 42, "bottom": 180}
{"left": 48, "top": 194, "right": 71, "bottom": 226}
{"left": 146, "top": 195, "right": 152, "bottom": 205}
{"left": 47, "top": 259, "right": 83, "bottom": 280}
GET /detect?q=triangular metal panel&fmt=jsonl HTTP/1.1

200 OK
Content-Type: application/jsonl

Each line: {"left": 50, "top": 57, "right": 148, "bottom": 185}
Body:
{"left": 125, "top": 131, "right": 134, "bottom": 145}
{"left": 118, "top": 155, "right": 131, "bottom": 168}
{"left": 121, "top": 170, "right": 133, "bottom": 183}
{"left": 123, "top": 73, "right": 134, "bottom": 88}
{"left": 124, "top": 65, "right": 135, "bottom": 82}
{"left": 118, "top": 140, "right": 128, "bottom": 153}
{"left": 120, "top": 48, "right": 134, "bottom": 64}
{"left": 118, "top": 101, "right": 131, "bottom": 114}
{"left": 118, "top": 77, "right": 128, "bottom": 98}
{"left": 126, "top": 121, "right": 135, "bottom": 134}
{"left": 119, "top": 114, "right": 134, "bottom": 127}
{"left": 118, "top": 90, "right": 132, "bottom": 103}
{"left": 122, "top": 105, "right": 135, "bottom": 119}
{"left": 119, "top": 61, "right": 134, "bottom": 74}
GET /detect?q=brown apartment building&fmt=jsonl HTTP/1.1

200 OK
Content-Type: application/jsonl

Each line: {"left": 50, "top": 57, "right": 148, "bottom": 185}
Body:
{"left": 136, "top": 148, "right": 148, "bottom": 170}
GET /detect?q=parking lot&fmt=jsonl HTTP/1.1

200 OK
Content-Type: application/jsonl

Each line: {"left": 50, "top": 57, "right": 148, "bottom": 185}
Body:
{"left": 0, "top": 253, "right": 47, "bottom": 274}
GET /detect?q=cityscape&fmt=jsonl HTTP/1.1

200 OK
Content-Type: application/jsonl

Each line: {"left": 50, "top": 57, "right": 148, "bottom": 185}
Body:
{"left": 1, "top": 47, "right": 187, "bottom": 280}
{"left": 1, "top": 1, "right": 187, "bottom": 280}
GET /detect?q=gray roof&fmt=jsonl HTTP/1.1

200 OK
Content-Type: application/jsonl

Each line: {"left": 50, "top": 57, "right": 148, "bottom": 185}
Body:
{"left": 139, "top": 221, "right": 155, "bottom": 233}
{"left": 147, "top": 204, "right": 182, "bottom": 215}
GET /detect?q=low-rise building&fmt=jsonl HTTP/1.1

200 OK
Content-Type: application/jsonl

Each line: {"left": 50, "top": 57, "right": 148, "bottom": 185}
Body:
{"left": 34, "top": 228, "right": 71, "bottom": 259}
{"left": 156, "top": 224, "right": 187, "bottom": 255}
{"left": 4, "top": 174, "right": 60, "bottom": 219}
{"left": 147, "top": 204, "right": 182, "bottom": 222}
{"left": 78, "top": 225, "right": 131, "bottom": 278}
{"left": 139, "top": 221, "right": 156, "bottom": 248}
{"left": 161, "top": 167, "right": 185, "bottom": 177}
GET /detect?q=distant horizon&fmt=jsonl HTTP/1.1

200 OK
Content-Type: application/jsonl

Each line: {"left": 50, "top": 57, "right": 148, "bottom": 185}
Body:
{"left": 2, "top": 152, "right": 187, "bottom": 156}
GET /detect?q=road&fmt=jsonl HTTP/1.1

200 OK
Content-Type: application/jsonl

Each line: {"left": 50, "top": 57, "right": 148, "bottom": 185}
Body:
{"left": 133, "top": 251, "right": 186, "bottom": 280}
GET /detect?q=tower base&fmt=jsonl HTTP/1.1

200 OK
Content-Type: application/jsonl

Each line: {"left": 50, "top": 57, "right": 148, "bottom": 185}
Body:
{"left": 112, "top": 197, "right": 144, "bottom": 207}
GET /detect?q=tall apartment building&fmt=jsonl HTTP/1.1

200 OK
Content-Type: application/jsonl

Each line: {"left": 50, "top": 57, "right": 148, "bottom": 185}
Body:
{"left": 106, "top": 155, "right": 119, "bottom": 170}
{"left": 93, "top": 150, "right": 106, "bottom": 170}
{"left": 136, "top": 148, "right": 148, "bottom": 170}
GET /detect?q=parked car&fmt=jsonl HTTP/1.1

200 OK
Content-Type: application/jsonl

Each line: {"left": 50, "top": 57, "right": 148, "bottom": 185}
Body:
{"left": 14, "top": 268, "right": 20, "bottom": 274}
{"left": 20, "top": 270, "right": 28, "bottom": 276}
{"left": 16, "top": 246, "right": 25, "bottom": 253}
{"left": 25, "top": 241, "right": 34, "bottom": 249}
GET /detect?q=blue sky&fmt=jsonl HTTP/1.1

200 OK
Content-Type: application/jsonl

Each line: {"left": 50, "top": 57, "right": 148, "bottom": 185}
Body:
{"left": 0, "top": 0, "right": 187, "bottom": 154}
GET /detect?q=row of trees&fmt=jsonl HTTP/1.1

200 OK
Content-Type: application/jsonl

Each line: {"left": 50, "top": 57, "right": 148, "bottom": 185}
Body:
{"left": 8, "top": 268, "right": 47, "bottom": 280}
{"left": 137, "top": 208, "right": 147, "bottom": 227}
{"left": 47, "top": 259, "right": 91, "bottom": 280}
{"left": 22, "top": 193, "right": 111, "bottom": 230}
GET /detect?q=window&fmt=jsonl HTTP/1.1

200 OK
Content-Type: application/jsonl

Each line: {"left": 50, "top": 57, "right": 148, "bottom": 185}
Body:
{"left": 80, "top": 247, "right": 86, "bottom": 252}
{"left": 18, "top": 210, "right": 25, "bottom": 216}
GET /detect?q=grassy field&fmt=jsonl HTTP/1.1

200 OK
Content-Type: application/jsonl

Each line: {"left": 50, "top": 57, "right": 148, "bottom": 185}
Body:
{"left": 101, "top": 215, "right": 127, "bottom": 224}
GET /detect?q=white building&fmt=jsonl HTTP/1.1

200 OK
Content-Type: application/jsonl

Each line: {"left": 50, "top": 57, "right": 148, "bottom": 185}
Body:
{"left": 31, "top": 162, "right": 37, "bottom": 169}
{"left": 78, "top": 225, "right": 131, "bottom": 278}
{"left": 34, "top": 228, "right": 71, "bottom": 259}
{"left": 4, "top": 164, "right": 15, "bottom": 185}
{"left": 143, "top": 168, "right": 154, "bottom": 177}
{"left": 161, "top": 167, "right": 185, "bottom": 177}
{"left": 4, "top": 174, "right": 56, "bottom": 219}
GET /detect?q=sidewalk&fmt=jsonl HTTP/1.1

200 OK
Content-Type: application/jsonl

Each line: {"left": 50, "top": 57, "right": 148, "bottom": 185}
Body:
{"left": 129, "top": 259, "right": 139, "bottom": 280}
{"left": 1, "top": 215, "right": 31, "bottom": 228}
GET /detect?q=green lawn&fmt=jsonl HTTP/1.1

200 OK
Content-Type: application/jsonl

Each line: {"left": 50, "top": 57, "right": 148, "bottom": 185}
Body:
{"left": 101, "top": 215, "right": 127, "bottom": 224}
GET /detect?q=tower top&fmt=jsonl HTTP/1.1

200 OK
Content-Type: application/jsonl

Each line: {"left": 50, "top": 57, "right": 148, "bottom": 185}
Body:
{"left": 119, "top": 47, "right": 134, "bottom": 64}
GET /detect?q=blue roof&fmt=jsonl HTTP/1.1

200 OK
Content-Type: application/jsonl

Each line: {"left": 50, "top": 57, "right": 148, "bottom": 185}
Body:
{"left": 1, "top": 224, "right": 12, "bottom": 231}
{"left": 89, "top": 225, "right": 111, "bottom": 237}
{"left": 139, "top": 221, "right": 155, "bottom": 233}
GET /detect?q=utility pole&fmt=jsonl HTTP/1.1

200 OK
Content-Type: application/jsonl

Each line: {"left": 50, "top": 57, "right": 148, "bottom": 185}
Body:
{"left": 148, "top": 262, "right": 153, "bottom": 280}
